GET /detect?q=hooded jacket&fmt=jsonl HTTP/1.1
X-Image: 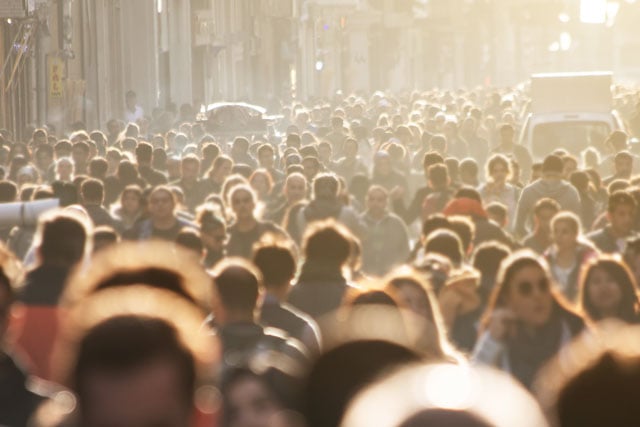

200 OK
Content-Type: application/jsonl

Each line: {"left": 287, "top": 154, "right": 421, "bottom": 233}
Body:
{"left": 514, "top": 178, "right": 581, "bottom": 237}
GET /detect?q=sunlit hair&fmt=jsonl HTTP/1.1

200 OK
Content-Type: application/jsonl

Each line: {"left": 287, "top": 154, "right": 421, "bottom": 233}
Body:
{"left": 535, "top": 322, "right": 640, "bottom": 427}
{"left": 221, "top": 174, "right": 248, "bottom": 206}
{"left": 228, "top": 183, "right": 266, "bottom": 221}
{"left": 33, "top": 208, "right": 92, "bottom": 266}
{"left": 62, "top": 241, "right": 213, "bottom": 314}
{"left": 551, "top": 210, "right": 582, "bottom": 236}
{"left": 249, "top": 168, "right": 274, "bottom": 196}
{"left": 384, "top": 266, "right": 463, "bottom": 363}
{"left": 207, "top": 155, "right": 233, "bottom": 180}
{"left": 486, "top": 153, "right": 512, "bottom": 181}
{"left": 578, "top": 255, "right": 640, "bottom": 323}
{"left": 301, "top": 219, "right": 353, "bottom": 267}
{"left": 480, "top": 249, "right": 576, "bottom": 332}
{"left": 52, "top": 286, "right": 217, "bottom": 401}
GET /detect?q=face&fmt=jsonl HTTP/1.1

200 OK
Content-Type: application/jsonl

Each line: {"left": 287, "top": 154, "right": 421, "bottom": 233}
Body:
{"left": 615, "top": 157, "right": 633, "bottom": 177}
{"left": 57, "top": 162, "right": 73, "bottom": 179}
{"left": 149, "top": 190, "right": 175, "bottom": 221}
{"left": 285, "top": 177, "right": 306, "bottom": 203}
{"left": 250, "top": 175, "right": 269, "bottom": 196}
{"left": 231, "top": 190, "right": 255, "bottom": 221}
{"left": 81, "top": 359, "right": 191, "bottom": 427}
{"left": 586, "top": 267, "right": 623, "bottom": 317}
{"left": 258, "top": 150, "right": 274, "bottom": 169}
{"left": 610, "top": 204, "right": 635, "bottom": 237}
{"left": 226, "top": 376, "right": 281, "bottom": 427}
{"left": 506, "top": 265, "right": 553, "bottom": 328}
{"left": 122, "top": 191, "right": 141, "bottom": 214}
{"left": 536, "top": 208, "right": 557, "bottom": 233}
{"left": 214, "top": 160, "right": 232, "bottom": 182}
{"left": 552, "top": 220, "right": 577, "bottom": 249}
{"left": 201, "top": 226, "right": 227, "bottom": 252}
{"left": 72, "top": 146, "right": 89, "bottom": 165}
{"left": 490, "top": 162, "right": 509, "bottom": 183}
{"left": 181, "top": 161, "right": 199, "bottom": 182}
{"left": 302, "top": 160, "right": 319, "bottom": 181}
{"left": 366, "top": 189, "right": 387, "bottom": 217}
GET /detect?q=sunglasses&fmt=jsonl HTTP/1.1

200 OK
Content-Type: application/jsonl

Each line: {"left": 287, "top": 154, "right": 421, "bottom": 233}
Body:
{"left": 515, "top": 278, "right": 550, "bottom": 296}
{"left": 212, "top": 234, "right": 227, "bottom": 242}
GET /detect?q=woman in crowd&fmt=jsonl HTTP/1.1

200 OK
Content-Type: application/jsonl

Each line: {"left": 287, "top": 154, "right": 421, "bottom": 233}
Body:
{"left": 384, "top": 266, "right": 463, "bottom": 362}
{"left": 111, "top": 184, "right": 144, "bottom": 231}
{"left": 197, "top": 205, "right": 227, "bottom": 268}
{"left": 249, "top": 168, "right": 275, "bottom": 205}
{"left": 473, "top": 250, "right": 586, "bottom": 389}
{"left": 544, "top": 211, "right": 598, "bottom": 302}
{"left": 478, "top": 154, "right": 520, "bottom": 231}
{"left": 578, "top": 255, "right": 640, "bottom": 324}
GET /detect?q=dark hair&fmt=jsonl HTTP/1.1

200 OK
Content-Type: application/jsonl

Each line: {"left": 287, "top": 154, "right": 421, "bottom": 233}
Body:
{"left": 427, "top": 164, "right": 448, "bottom": 189}
{"left": 454, "top": 187, "right": 482, "bottom": 203}
{"left": 37, "top": 212, "right": 88, "bottom": 266}
{"left": 534, "top": 198, "right": 561, "bottom": 216}
{"left": 303, "top": 221, "right": 351, "bottom": 266}
{"left": 425, "top": 229, "right": 463, "bottom": 267}
{"left": 88, "top": 157, "right": 109, "bottom": 179}
{"left": 542, "top": 155, "right": 564, "bottom": 174}
{"left": 608, "top": 190, "right": 637, "bottom": 213}
{"left": 0, "top": 180, "right": 17, "bottom": 202}
{"left": 73, "top": 316, "right": 195, "bottom": 409}
{"left": 135, "top": 141, "right": 153, "bottom": 164}
{"left": 579, "top": 256, "right": 639, "bottom": 323}
{"left": 175, "top": 229, "right": 204, "bottom": 255}
{"left": 253, "top": 242, "right": 296, "bottom": 290}
{"left": 81, "top": 178, "right": 104, "bottom": 203}
{"left": 212, "top": 260, "right": 263, "bottom": 313}
{"left": 313, "top": 173, "right": 339, "bottom": 200}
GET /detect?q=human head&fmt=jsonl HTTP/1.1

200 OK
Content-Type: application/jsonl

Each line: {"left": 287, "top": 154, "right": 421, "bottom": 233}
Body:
{"left": 425, "top": 229, "right": 464, "bottom": 268}
{"left": 536, "top": 324, "right": 640, "bottom": 427}
{"left": 608, "top": 190, "right": 637, "bottom": 238}
{"left": 487, "top": 153, "right": 511, "bottom": 183}
{"left": 35, "top": 209, "right": 91, "bottom": 267}
{"left": 483, "top": 250, "right": 555, "bottom": 329}
{"left": 302, "top": 220, "right": 352, "bottom": 269}
{"left": 459, "top": 158, "right": 478, "bottom": 186}
{"left": 252, "top": 239, "right": 296, "bottom": 293}
{"left": 366, "top": 185, "right": 388, "bottom": 218}
{"left": 534, "top": 198, "right": 561, "bottom": 234}
{"left": 312, "top": 173, "right": 340, "bottom": 201}
{"left": 80, "top": 178, "right": 104, "bottom": 206}
{"left": 180, "top": 154, "right": 200, "bottom": 182}
{"left": 427, "top": 163, "right": 449, "bottom": 191}
{"left": 284, "top": 172, "right": 307, "bottom": 204}
{"left": 56, "top": 286, "right": 214, "bottom": 427}
{"left": 551, "top": 211, "right": 581, "bottom": 250}
{"left": 210, "top": 258, "right": 264, "bottom": 322}
{"left": 148, "top": 186, "right": 177, "bottom": 224}
{"left": 229, "top": 184, "right": 257, "bottom": 222}
{"left": 614, "top": 151, "right": 633, "bottom": 178}
{"left": 486, "top": 202, "right": 508, "bottom": 228}
{"left": 302, "top": 156, "right": 321, "bottom": 182}
{"left": 542, "top": 154, "right": 564, "bottom": 177}
{"left": 579, "top": 255, "right": 639, "bottom": 323}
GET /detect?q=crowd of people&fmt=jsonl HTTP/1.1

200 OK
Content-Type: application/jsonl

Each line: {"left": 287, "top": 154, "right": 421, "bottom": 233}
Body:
{"left": 2, "top": 87, "right": 640, "bottom": 426}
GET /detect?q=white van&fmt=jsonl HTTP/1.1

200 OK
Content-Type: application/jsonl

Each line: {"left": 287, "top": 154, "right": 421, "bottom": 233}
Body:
{"left": 518, "top": 72, "right": 626, "bottom": 159}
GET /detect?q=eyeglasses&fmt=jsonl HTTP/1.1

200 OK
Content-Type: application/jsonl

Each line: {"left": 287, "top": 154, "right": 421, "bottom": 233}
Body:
{"left": 213, "top": 234, "right": 227, "bottom": 242}
{"left": 516, "top": 278, "right": 550, "bottom": 296}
